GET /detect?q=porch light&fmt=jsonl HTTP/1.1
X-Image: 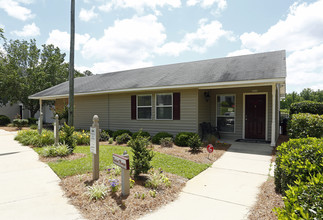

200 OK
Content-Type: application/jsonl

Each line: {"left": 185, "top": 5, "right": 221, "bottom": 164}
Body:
{"left": 204, "top": 91, "right": 210, "bottom": 102}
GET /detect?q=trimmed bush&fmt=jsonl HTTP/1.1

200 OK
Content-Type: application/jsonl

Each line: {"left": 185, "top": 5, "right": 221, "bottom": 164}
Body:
{"left": 115, "top": 133, "right": 131, "bottom": 144}
{"left": 27, "top": 117, "right": 37, "bottom": 125}
{"left": 132, "top": 131, "right": 150, "bottom": 139}
{"left": 30, "top": 124, "right": 37, "bottom": 130}
{"left": 275, "top": 173, "right": 323, "bottom": 219}
{"left": 290, "top": 101, "right": 323, "bottom": 116}
{"left": 274, "top": 137, "right": 323, "bottom": 194}
{"left": 160, "top": 137, "right": 173, "bottom": 147}
{"left": 14, "top": 129, "right": 54, "bottom": 147}
{"left": 13, "top": 119, "right": 28, "bottom": 129}
{"left": 152, "top": 132, "right": 173, "bottom": 144}
{"left": 112, "top": 129, "right": 132, "bottom": 140}
{"left": 99, "top": 130, "right": 109, "bottom": 141}
{"left": 128, "top": 132, "right": 154, "bottom": 178}
{"left": 174, "top": 132, "right": 196, "bottom": 146}
{"left": 0, "top": 115, "right": 10, "bottom": 126}
{"left": 288, "top": 113, "right": 323, "bottom": 138}
{"left": 188, "top": 134, "right": 202, "bottom": 151}
{"left": 105, "top": 129, "right": 114, "bottom": 138}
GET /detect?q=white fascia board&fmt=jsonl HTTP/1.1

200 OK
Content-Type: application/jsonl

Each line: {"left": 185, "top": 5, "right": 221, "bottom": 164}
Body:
{"left": 29, "top": 78, "right": 286, "bottom": 100}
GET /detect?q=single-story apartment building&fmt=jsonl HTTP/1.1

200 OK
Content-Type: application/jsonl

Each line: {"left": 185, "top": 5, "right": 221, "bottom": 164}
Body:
{"left": 29, "top": 50, "right": 286, "bottom": 146}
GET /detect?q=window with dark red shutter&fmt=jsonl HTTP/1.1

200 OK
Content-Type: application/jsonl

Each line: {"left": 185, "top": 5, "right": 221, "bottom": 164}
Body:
{"left": 131, "top": 95, "right": 136, "bottom": 120}
{"left": 173, "top": 92, "right": 180, "bottom": 120}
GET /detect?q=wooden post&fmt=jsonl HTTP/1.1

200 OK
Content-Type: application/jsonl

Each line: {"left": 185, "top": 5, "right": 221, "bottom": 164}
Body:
{"left": 91, "top": 115, "right": 100, "bottom": 180}
{"left": 121, "top": 151, "right": 130, "bottom": 196}
{"left": 38, "top": 112, "right": 43, "bottom": 135}
{"left": 54, "top": 114, "right": 59, "bottom": 146}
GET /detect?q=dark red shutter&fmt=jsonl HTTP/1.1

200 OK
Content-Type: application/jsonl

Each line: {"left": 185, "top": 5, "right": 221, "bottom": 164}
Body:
{"left": 131, "top": 95, "right": 136, "bottom": 120}
{"left": 173, "top": 93, "right": 180, "bottom": 120}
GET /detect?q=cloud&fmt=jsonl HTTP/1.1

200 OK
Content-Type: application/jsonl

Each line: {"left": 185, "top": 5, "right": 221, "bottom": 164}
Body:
{"left": 98, "top": 0, "right": 181, "bottom": 13}
{"left": 46, "top": 30, "right": 90, "bottom": 51}
{"left": 157, "top": 19, "right": 235, "bottom": 56}
{"left": 187, "top": 0, "right": 227, "bottom": 10}
{"left": 240, "top": 0, "right": 323, "bottom": 53}
{"left": 81, "top": 15, "right": 166, "bottom": 73}
{"left": 11, "top": 23, "right": 40, "bottom": 37}
{"left": 0, "top": 0, "right": 34, "bottom": 21}
{"left": 79, "top": 6, "right": 98, "bottom": 22}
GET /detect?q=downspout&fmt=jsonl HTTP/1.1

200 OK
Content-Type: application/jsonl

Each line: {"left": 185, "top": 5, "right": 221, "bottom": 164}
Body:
{"left": 271, "top": 84, "right": 276, "bottom": 147}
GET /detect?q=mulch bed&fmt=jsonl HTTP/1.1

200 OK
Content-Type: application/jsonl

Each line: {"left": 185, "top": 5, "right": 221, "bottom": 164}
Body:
{"left": 248, "top": 134, "right": 289, "bottom": 219}
{"left": 248, "top": 177, "right": 284, "bottom": 220}
{"left": 0, "top": 126, "right": 29, "bottom": 132}
{"left": 61, "top": 171, "right": 187, "bottom": 220}
{"left": 39, "top": 153, "right": 87, "bottom": 163}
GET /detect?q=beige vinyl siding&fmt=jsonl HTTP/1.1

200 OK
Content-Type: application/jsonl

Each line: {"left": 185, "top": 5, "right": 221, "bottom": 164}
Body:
{"left": 198, "top": 90, "right": 211, "bottom": 135}
{"left": 0, "top": 104, "right": 20, "bottom": 120}
{"left": 206, "top": 86, "right": 273, "bottom": 140}
{"left": 74, "top": 94, "right": 109, "bottom": 129}
{"left": 108, "top": 89, "right": 198, "bottom": 136}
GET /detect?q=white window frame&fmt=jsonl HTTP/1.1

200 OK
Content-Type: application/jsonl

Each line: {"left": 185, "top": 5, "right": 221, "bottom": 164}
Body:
{"left": 155, "top": 93, "right": 173, "bottom": 120}
{"left": 216, "top": 94, "right": 236, "bottom": 133}
{"left": 137, "top": 94, "right": 152, "bottom": 120}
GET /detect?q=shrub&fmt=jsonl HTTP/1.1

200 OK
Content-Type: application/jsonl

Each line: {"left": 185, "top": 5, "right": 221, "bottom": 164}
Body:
{"left": 160, "top": 137, "right": 173, "bottom": 147}
{"left": 174, "top": 132, "right": 196, "bottom": 146}
{"left": 30, "top": 124, "right": 37, "bottom": 130}
{"left": 275, "top": 173, "right": 323, "bottom": 219}
{"left": 274, "top": 137, "right": 323, "bottom": 194}
{"left": 99, "top": 130, "right": 109, "bottom": 141}
{"left": 128, "top": 131, "right": 154, "bottom": 178}
{"left": 86, "top": 183, "right": 108, "bottom": 200}
{"left": 108, "top": 138, "right": 113, "bottom": 144}
{"left": 13, "top": 119, "right": 28, "bottom": 129}
{"left": 152, "top": 132, "right": 173, "bottom": 144}
{"left": 27, "top": 117, "right": 37, "bottom": 125}
{"left": 60, "top": 123, "right": 76, "bottom": 153}
{"left": 105, "top": 129, "right": 114, "bottom": 138}
{"left": 288, "top": 113, "right": 323, "bottom": 138}
{"left": 112, "top": 129, "right": 132, "bottom": 140}
{"left": 73, "top": 130, "right": 90, "bottom": 145}
{"left": 188, "top": 134, "right": 202, "bottom": 151}
{"left": 40, "top": 144, "right": 70, "bottom": 157}
{"left": 132, "top": 131, "right": 150, "bottom": 139}
{"left": 115, "top": 133, "right": 131, "bottom": 144}
{"left": 290, "top": 101, "right": 323, "bottom": 116}
{"left": 0, "top": 115, "right": 10, "bottom": 126}
{"left": 14, "top": 129, "right": 54, "bottom": 147}
{"left": 37, "top": 130, "right": 55, "bottom": 147}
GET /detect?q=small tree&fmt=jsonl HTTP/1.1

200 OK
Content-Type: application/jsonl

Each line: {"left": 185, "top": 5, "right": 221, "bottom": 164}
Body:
{"left": 128, "top": 131, "right": 154, "bottom": 178}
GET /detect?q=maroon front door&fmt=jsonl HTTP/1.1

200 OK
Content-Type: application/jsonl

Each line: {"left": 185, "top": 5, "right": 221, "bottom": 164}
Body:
{"left": 245, "top": 94, "right": 266, "bottom": 139}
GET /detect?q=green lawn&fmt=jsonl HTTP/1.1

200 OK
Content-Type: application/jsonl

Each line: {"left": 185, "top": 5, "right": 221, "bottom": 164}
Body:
{"left": 34, "top": 145, "right": 210, "bottom": 179}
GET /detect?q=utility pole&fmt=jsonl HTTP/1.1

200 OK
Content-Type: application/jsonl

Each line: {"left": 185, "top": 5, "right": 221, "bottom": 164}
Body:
{"left": 68, "top": 0, "right": 75, "bottom": 126}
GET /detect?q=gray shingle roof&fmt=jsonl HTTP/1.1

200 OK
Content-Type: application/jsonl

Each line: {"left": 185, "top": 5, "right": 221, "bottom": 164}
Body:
{"left": 30, "top": 50, "right": 286, "bottom": 99}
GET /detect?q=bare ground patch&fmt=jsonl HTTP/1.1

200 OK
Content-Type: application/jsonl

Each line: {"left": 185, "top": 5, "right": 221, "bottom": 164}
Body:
{"left": 60, "top": 171, "right": 187, "bottom": 220}
{"left": 39, "top": 153, "right": 87, "bottom": 163}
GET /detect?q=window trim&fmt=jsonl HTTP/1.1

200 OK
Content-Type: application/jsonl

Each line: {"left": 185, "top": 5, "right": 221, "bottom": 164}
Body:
{"left": 155, "top": 93, "right": 173, "bottom": 120}
{"left": 136, "top": 94, "right": 152, "bottom": 120}
{"left": 216, "top": 94, "right": 236, "bottom": 133}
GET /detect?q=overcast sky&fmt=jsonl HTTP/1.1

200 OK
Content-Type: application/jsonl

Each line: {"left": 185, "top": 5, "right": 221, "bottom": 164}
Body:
{"left": 0, "top": 0, "right": 322, "bottom": 93}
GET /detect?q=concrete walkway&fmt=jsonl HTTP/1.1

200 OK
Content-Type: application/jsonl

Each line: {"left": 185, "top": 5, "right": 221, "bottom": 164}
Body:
{"left": 140, "top": 139, "right": 273, "bottom": 220}
{"left": 0, "top": 129, "right": 84, "bottom": 220}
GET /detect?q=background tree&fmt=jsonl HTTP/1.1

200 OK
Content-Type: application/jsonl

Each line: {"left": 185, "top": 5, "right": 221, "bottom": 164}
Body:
{"left": 281, "top": 88, "right": 323, "bottom": 110}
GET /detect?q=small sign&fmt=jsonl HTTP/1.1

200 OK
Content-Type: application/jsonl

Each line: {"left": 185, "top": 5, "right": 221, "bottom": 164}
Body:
{"left": 113, "top": 154, "right": 130, "bottom": 170}
{"left": 90, "top": 127, "right": 96, "bottom": 154}
{"left": 207, "top": 144, "right": 214, "bottom": 153}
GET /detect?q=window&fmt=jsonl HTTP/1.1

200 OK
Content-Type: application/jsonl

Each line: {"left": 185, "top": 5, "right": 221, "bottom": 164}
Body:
{"left": 156, "top": 93, "right": 172, "bottom": 120}
{"left": 216, "top": 95, "right": 235, "bottom": 132}
{"left": 137, "top": 95, "right": 152, "bottom": 119}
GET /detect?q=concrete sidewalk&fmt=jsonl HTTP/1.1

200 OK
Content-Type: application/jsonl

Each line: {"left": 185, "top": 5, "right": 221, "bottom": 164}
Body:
{"left": 140, "top": 140, "right": 273, "bottom": 220}
{"left": 0, "top": 129, "right": 84, "bottom": 220}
